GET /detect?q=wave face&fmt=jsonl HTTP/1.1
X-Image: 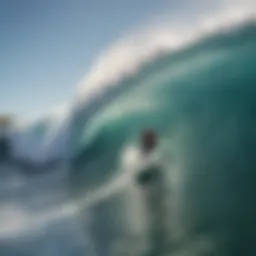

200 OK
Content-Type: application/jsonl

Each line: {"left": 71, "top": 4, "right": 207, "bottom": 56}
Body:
{"left": 70, "top": 22, "right": 256, "bottom": 256}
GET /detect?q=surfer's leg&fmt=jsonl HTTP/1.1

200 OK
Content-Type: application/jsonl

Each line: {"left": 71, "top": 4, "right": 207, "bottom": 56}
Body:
{"left": 142, "top": 175, "right": 168, "bottom": 256}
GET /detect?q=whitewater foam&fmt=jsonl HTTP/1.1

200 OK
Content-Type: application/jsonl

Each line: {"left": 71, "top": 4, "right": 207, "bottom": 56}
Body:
{"left": 76, "top": 4, "right": 255, "bottom": 107}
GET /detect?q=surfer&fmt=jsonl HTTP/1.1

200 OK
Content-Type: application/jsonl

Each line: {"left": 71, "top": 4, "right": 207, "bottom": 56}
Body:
{"left": 80, "top": 130, "right": 169, "bottom": 256}
{"left": 134, "top": 130, "right": 168, "bottom": 256}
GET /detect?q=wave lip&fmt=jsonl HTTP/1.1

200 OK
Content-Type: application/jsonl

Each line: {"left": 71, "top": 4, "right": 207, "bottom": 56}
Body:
{"left": 76, "top": 6, "right": 256, "bottom": 107}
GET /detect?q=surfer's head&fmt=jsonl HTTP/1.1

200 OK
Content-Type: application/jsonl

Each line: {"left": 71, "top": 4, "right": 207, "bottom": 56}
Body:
{"left": 140, "top": 129, "right": 157, "bottom": 153}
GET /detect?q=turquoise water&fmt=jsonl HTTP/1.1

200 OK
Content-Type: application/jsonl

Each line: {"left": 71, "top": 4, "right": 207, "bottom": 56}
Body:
{"left": 70, "top": 21, "right": 256, "bottom": 255}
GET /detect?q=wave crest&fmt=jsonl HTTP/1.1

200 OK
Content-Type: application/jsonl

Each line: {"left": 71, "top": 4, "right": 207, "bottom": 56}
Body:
{"left": 76, "top": 5, "right": 255, "bottom": 106}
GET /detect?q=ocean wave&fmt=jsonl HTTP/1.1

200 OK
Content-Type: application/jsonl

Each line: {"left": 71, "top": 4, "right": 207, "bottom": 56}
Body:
{"left": 71, "top": 13, "right": 256, "bottom": 255}
{"left": 70, "top": 16, "right": 256, "bottom": 185}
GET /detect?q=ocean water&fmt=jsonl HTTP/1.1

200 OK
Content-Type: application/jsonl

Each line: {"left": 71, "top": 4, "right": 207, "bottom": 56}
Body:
{"left": 1, "top": 20, "right": 256, "bottom": 256}
{"left": 70, "top": 21, "right": 256, "bottom": 256}
{"left": 0, "top": 164, "right": 88, "bottom": 256}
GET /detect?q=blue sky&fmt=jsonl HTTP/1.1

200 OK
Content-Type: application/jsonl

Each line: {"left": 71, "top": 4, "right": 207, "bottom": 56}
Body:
{"left": 0, "top": 0, "right": 184, "bottom": 120}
